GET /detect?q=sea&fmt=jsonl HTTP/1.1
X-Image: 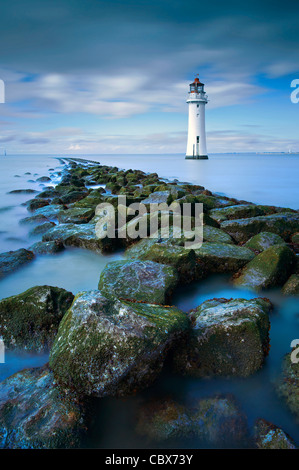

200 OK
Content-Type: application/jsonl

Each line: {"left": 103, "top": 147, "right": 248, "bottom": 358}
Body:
{"left": 0, "top": 152, "right": 298, "bottom": 448}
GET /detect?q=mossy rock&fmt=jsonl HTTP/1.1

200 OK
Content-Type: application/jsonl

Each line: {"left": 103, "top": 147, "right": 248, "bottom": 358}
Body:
{"left": 0, "top": 249, "right": 35, "bottom": 279}
{"left": 141, "top": 191, "right": 172, "bottom": 205}
{"left": 43, "top": 223, "right": 116, "bottom": 253}
{"left": 292, "top": 232, "right": 299, "bottom": 253}
{"left": 26, "top": 198, "right": 50, "bottom": 212}
{"left": 234, "top": 245, "right": 296, "bottom": 291}
{"left": 57, "top": 207, "right": 95, "bottom": 224}
{"left": 34, "top": 204, "right": 64, "bottom": 219}
{"left": 244, "top": 231, "right": 286, "bottom": 253}
{"left": 0, "top": 285, "right": 74, "bottom": 351}
{"left": 281, "top": 274, "right": 299, "bottom": 296}
{"left": 0, "top": 366, "right": 85, "bottom": 449}
{"left": 276, "top": 352, "right": 299, "bottom": 421}
{"left": 173, "top": 298, "right": 271, "bottom": 377}
{"left": 203, "top": 225, "right": 234, "bottom": 244}
{"left": 209, "top": 204, "right": 276, "bottom": 223}
{"left": 49, "top": 291, "right": 189, "bottom": 397}
{"left": 254, "top": 419, "right": 297, "bottom": 449}
{"left": 98, "top": 260, "right": 178, "bottom": 304}
{"left": 29, "top": 221, "right": 56, "bottom": 236}
{"left": 29, "top": 240, "right": 65, "bottom": 255}
{"left": 221, "top": 212, "right": 299, "bottom": 243}
{"left": 125, "top": 239, "right": 197, "bottom": 283}
{"left": 194, "top": 242, "right": 254, "bottom": 277}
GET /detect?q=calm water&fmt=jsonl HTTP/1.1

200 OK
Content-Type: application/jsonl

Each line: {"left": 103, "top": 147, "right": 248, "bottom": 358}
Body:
{"left": 0, "top": 153, "right": 298, "bottom": 448}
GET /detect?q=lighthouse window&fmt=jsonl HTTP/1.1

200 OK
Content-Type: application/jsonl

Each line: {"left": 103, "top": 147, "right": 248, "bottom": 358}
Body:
{"left": 197, "top": 136, "right": 199, "bottom": 143}
{"left": 197, "top": 104, "right": 199, "bottom": 108}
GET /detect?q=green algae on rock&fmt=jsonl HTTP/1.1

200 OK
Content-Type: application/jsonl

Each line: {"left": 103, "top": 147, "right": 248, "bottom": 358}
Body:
{"left": 98, "top": 260, "right": 178, "bottom": 304}
{"left": 244, "top": 231, "right": 286, "bottom": 253}
{"left": 0, "top": 366, "right": 85, "bottom": 449}
{"left": 209, "top": 204, "right": 273, "bottom": 223}
{"left": 234, "top": 244, "right": 296, "bottom": 291}
{"left": 221, "top": 212, "right": 299, "bottom": 243}
{"left": 49, "top": 291, "right": 189, "bottom": 397}
{"left": 194, "top": 242, "right": 254, "bottom": 277}
{"left": 282, "top": 274, "right": 299, "bottom": 295}
{"left": 173, "top": 298, "right": 271, "bottom": 378}
{"left": 254, "top": 419, "right": 297, "bottom": 449}
{"left": 29, "top": 240, "right": 65, "bottom": 255}
{"left": 0, "top": 285, "right": 74, "bottom": 352}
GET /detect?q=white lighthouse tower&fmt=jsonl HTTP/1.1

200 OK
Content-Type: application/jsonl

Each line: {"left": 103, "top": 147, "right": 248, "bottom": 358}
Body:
{"left": 186, "top": 77, "right": 208, "bottom": 159}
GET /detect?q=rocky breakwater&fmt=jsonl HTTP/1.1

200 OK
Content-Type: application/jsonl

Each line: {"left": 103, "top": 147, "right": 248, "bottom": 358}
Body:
{"left": 0, "top": 157, "right": 298, "bottom": 448}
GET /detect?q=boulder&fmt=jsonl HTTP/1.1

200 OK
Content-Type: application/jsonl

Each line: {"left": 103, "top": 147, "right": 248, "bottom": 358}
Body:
{"left": 29, "top": 222, "right": 56, "bottom": 236}
{"left": 0, "top": 366, "right": 85, "bottom": 449}
{"left": 125, "top": 239, "right": 197, "bottom": 283}
{"left": 9, "top": 189, "right": 38, "bottom": 194}
{"left": 221, "top": 212, "right": 299, "bottom": 243}
{"left": 209, "top": 204, "right": 273, "bottom": 223}
{"left": 49, "top": 291, "right": 189, "bottom": 397}
{"left": 292, "top": 232, "right": 299, "bottom": 253}
{"left": 26, "top": 198, "right": 50, "bottom": 212}
{"left": 173, "top": 298, "right": 271, "bottom": 377}
{"left": 34, "top": 204, "right": 65, "bottom": 219}
{"left": 203, "top": 225, "right": 234, "bottom": 244}
{"left": 141, "top": 191, "right": 172, "bottom": 205}
{"left": 29, "top": 240, "right": 65, "bottom": 255}
{"left": 42, "top": 223, "right": 115, "bottom": 253}
{"left": 0, "top": 249, "right": 35, "bottom": 279}
{"left": 136, "top": 395, "right": 248, "bottom": 446}
{"left": 56, "top": 207, "right": 94, "bottom": 224}
{"left": 194, "top": 242, "right": 254, "bottom": 277}
{"left": 234, "top": 245, "right": 296, "bottom": 291}
{"left": 244, "top": 231, "right": 286, "bottom": 253}
{"left": 0, "top": 285, "right": 74, "bottom": 351}
{"left": 98, "top": 260, "right": 178, "bottom": 304}
{"left": 281, "top": 274, "right": 299, "bottom": 295}
{"left": 276, "top": 352, "right": 299, "bottom": 421}
{"left": 254, "top": 419, "right": 297, "bottom": 449}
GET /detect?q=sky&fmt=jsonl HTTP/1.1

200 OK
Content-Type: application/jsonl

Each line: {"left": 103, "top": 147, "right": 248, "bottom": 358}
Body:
{"left": 0, "top": 0, "right": 299, "bottom": 154}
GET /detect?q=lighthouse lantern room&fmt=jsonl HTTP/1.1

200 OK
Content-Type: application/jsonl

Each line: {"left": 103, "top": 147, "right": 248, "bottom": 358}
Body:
{"left": 185, "top": 77, "right": 208, "bottom": 159}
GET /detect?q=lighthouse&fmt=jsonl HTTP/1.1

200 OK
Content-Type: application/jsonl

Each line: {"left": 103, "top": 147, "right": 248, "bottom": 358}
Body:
{"left": 186, "top": 77, "right": 208, "bottom": 159}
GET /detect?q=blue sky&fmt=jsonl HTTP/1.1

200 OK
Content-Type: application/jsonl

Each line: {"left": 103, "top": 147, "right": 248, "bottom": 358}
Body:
{"left": 0, "top": 0, "right": 299, "bottom": 154}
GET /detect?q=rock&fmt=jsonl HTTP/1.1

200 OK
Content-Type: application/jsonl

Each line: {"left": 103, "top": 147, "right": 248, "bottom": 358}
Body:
{"left": 0, "top": 249, "right": 35, "bottom": 279}
{"left": 36, "top": 176, "right": 51, "bottom": 182}
{"left": 203, "top": 225, "right": 234, "bottom": 244}
{"left": 141, "top": 191, "right": 172, "bottom": 205}
{"left": 29, "top": 222, "right": 56, "bottom": 236}
{"left": 49, "top": 291, "right": 189, "bottom": 397}
{"left": 57, "top": 207, "right": 94, "bottom": 224}
{"left": 34, "top": 204, "right": 64, "bottom": 219}
{"left": 190, "top": 395, "right": 248, "bottom": 445}
{"left": 98, "top": 260, "right": 178, "bottom": 304}
{"left": 194, "top": 242, "right": 254, "bottom": 277}
{"left": 282, "top": 274, "right": 299, "bottom": 295}
{"left": 125, "top": 239, "right": 197, "bottom": 283}
{"left": 26, "top": 198, "right": 50, "bottom": 212}
{"left": 245, "top": 231, "right": 286, "bottom": 253}
{"left": 254, "top": 419, "right": 297, "bottom": 449}
{"left": 209, "top": 204, "right": 275, "bottom": 223}
{"left": 0, "top": 285, "right": 74, "bottom": 351}
{"left": 221, "top": 212, "right": 299, "bottom": 243}
{"left": 59, "top": 190, "right": 89, "bottom": 205}
{"left": 0, "top": 366, "right": 85, "bottom": 449}
{"left": 234, "top": 245, "right": 296, "bottom": 291}
{"left": 136, "top": 398, "right": 192, "bottom": 441}
{"left": 42, "top": 223, "right": 115, "bottom": 253}
{"left": 136, "top": 395, "right": 248, "bottom": 446}
{"left": 292, "top": 232, "right": 299, "bottom": 253}
{"left": 29, "top": 240, "right": 65, "bottom": 255}
{"left": 19, "top": 214, "right": 50, "bottom": 225}
{"left": 8, "top": 189, "right": 38, "bottom": 194}
{"left": 173, "top": 298, "right": 271, "bottom": 377}
{"left": 276, "top": 352, "right": 299, "bottom": 420}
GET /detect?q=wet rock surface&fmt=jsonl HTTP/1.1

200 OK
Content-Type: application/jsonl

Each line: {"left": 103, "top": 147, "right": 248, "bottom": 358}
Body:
{"left": 49, "top": 290, "right": 189, "bottom": 397}
{"left": 0, "top": 365, "right": 85, "bottom": 449}
{"left": 0, "top": 285, "right": 74, "bottom": 351}
{"left": 254, "top": 418, "right": 297, "bottom": 449}
{"left": 173, "top": 298, "right": 271, "bottom": 377}
{"left": 98, "top": 259, "right": 178, "bottom": 304}
{"left": 0, "top": 249, "right": 35, "bottom": 279}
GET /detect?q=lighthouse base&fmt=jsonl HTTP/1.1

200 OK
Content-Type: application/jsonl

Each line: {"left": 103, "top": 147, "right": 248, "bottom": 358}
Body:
{"left": 185, "top": 155, "right": 208, "bottom": 160}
